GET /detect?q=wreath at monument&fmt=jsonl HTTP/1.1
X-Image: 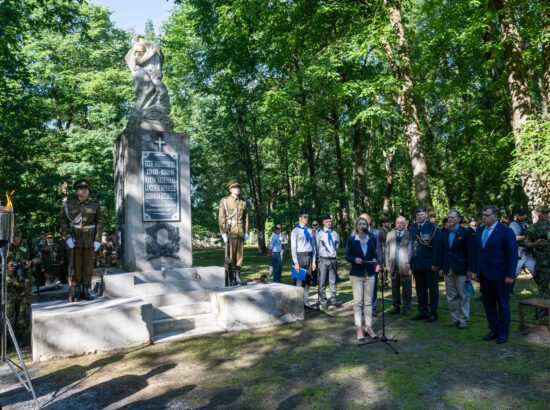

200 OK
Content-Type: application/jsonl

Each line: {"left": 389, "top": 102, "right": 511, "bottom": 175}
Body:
{"left": 145, "top": 223, "right": 180, "bottom": 260}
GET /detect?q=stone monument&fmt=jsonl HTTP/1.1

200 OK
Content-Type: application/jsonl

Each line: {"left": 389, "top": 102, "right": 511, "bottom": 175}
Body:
{"left": 115, "top": 35, "right": 191, "bottom": 271}
{"left": 30, "top": 36, "right": 305, "bottom": 363}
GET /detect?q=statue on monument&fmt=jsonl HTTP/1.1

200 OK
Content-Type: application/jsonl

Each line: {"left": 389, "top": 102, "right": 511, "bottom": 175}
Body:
{"left": 125, "top": 35, "right": 174, "bottom": 132}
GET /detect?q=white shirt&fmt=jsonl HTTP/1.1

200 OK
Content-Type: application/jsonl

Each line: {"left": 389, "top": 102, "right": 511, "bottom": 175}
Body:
{"left": 291, "top": 224, "right": 316, "bottom": 264}
{"left": 355, "top": 234, "right": 369, "bottom": 257}
{"left": 316, "top": 228, "right": 339, "bottom": 258}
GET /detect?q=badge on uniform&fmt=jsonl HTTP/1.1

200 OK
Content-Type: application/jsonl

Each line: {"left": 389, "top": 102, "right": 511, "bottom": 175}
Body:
{"left": 291, "top": 266, "right": 307, "bottom": 281}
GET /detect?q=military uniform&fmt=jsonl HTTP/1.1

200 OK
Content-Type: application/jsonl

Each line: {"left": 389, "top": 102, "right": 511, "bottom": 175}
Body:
{"left": 218, "top": 180, "right": 248, "bottom": 286}
{"left": 60, "top": 180, "right": 104, "bottom": 300}
{"left": 6, "top": 237, "right": 40, "bottom": 342}
{"left": 41, "top": 235, "right": 63, "bottom": 284}
{"left": 526, "top": 206, "right": 550, "bottom": 299}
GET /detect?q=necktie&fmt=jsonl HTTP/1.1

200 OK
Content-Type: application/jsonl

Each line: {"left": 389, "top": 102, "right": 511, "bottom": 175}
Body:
{"left": 482, "top": 228, "right": 490, "bottom": 247}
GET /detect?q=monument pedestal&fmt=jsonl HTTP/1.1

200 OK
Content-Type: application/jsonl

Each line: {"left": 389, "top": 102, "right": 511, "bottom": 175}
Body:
{"left": 115, "top": 130, "right": 192, "bottom": 271}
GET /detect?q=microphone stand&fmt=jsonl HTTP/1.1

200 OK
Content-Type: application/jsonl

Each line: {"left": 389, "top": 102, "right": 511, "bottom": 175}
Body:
{"left": 359, "top": 266, "right": 399, "bottom": 354}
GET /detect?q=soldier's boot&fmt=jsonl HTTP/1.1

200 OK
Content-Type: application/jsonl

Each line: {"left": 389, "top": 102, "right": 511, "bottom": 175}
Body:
{"left": 81, "top": 285, "right": 93, "bottom": 301}
{"left": 230, "top": 270, "right": 237, "bottom": 287}
{"left": 235, "top": 269, "right": 247, "bottom": 286}
{"left": 68, "top": 285, "right": 80, "bottom": 303}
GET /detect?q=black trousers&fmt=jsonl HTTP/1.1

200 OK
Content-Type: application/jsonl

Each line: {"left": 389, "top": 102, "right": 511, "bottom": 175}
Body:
{"left": 413, "top": 269, "right": 439, "bottom": 316}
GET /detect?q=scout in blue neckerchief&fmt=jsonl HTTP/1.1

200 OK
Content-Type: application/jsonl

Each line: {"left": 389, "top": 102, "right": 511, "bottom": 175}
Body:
{"left": 291, "top": 210, "right": 317, "bottom": 306}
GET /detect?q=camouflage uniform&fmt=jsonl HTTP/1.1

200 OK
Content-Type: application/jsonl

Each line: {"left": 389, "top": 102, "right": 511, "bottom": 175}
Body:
{"left": 6, "top": 241, "right": 40, "bottom": 342}
{"left": 41, "top": 238, "right": 63, "bottom": 284}
{"left": 526, "top": 218, "right": 550, "bottom": 299}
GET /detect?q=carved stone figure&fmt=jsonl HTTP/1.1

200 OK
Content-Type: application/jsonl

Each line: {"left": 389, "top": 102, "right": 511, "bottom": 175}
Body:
{"left": 125, "top": 35, "right": 173, "bottom": 132}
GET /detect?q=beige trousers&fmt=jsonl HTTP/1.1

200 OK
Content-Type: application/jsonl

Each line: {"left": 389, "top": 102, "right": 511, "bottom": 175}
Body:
{"left": 444, "top": 268, "right": 470, "bottom": 325}
{"left": 351, "top": 275, "right": 376, "bottom": 327}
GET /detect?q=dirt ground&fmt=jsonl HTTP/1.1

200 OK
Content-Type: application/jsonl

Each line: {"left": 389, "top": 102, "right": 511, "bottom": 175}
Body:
{"left": 1, "top": 275, "right": 549, "bottom": 409}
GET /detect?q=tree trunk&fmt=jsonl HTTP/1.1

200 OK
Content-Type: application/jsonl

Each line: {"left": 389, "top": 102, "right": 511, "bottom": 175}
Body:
{"left": 493, "top": 0, "right": 546, "bottom": 208}
{"left": 383, "top": 0, "right": 433, "bottom": 210}
{"left": 352, "top": 125, "right": 368, "bottom": 216}
{"left": 541, "top": 5, "right": 550, "bottom": 115}
{"left": 329, "top": 113, "right": 350, "bottom": 239}
{"left": 382, "top": 148, "right": 395, "bottom": 215}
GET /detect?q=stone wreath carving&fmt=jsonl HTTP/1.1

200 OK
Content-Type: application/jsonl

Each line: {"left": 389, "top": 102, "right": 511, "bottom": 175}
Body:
{"left": 145, "top": 223, "right": 180, "bottom": 260}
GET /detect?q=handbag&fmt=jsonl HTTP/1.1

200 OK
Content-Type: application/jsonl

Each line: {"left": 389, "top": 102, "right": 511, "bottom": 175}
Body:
{"left": 291, "top": 266, "right": 307, "bottom": 281}
{"left": 464, "top": 280, "right": 475, "bottom": 297}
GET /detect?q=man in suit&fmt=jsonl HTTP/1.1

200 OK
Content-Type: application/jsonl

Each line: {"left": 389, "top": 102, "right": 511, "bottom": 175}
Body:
{"left": 476, "top": 205, "right": 517, "bottom": 344}
{"left": 409, "top": 206, "right": 442, "bottom": 322}
{"left": 440, "top": 210, "right": 476, "bottom": 329}
{"left": 385, "top": 216, "right": 412, "bottom": 315}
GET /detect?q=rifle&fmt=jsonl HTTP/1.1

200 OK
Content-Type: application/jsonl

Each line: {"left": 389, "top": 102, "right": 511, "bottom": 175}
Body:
{"left": 224, "top": 239, "right": 231, "bottom": 287}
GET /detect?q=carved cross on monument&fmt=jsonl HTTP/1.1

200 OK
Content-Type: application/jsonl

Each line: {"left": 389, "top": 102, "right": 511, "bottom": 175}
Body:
{"left": 155, "top": 137, "right": 166, "bottom": 153}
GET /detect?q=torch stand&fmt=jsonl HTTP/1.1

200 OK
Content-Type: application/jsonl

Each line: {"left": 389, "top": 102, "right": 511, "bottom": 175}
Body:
{"left": 1, "top": 208, "right": 37, "bottom": 404}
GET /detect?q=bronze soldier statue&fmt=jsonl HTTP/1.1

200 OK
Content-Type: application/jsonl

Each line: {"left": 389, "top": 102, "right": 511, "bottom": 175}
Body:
{"left": 218, "top": 180, "right": 248, "bottom": 286}
{"left": 60, "top": 180, "right": 103, "bottom": 302}
{"left": 41, "top": 233, "right": 63, "bottom": 284}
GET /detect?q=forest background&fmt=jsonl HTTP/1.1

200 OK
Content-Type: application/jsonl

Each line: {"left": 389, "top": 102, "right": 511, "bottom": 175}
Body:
{"left": 1, "top": 0, "right": 548, "bottom": 253}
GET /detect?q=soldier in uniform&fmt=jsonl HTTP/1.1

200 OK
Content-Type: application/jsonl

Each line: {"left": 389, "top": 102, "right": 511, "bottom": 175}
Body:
{"left": 6, "top": 227, "right": 40, "bottom": 344}
{"left": 409, "top": 206, "right": 442, "bottom": 322}
{"left": 60, "top": 180, "right": 104, "bottom": 302}
{"left": 99, "top": 232, "right": 117, "bottom": 267}
{"left": 32, "top": 231, "right": 46, "bottom": 286}
{"left": 525, "top": 205, "right": 550, "bottom": 304}
{"left": 218, "top": 180, "right": 248, "bottom": 286}
{"left": 41, "top": 233, "right": 63, "bottom": 284}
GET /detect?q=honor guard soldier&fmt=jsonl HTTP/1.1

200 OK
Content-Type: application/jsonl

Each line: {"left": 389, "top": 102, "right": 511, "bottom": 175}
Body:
{"left": 409, "top": 206, "right": 442, "bottom": 322}
{"left": 41, "top": 233, "right": 63, "bottom": 284}
{"left": 218, "top": 180, "right": 248, "bottom": 286}
{"left": 60, "top": 180, "right": 104, "bottom": 302}
{"left": 6, "top": 227, "right": 40, "bottom": 344}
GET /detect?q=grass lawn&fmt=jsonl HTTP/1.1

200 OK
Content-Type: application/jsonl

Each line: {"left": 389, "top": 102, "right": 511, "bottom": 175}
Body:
{"left": 1, "top": 246, "right": 549, "bottom": 409}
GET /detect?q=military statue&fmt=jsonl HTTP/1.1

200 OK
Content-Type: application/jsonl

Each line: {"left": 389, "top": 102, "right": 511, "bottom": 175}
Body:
{"left": 6, "top": 227, "right": 40, "bottom": 344}
{"left": 41, "top": 233, "right": 63, "bottom": 284}
{"left": 218, "top": 180, "right": 248, "bottom": 286}
{"left": 60, "top": 180, "right": 104, "bottom": 302}
{"left": 125, "top": 35, "right": 173, "bottom": 132}
{"left": 525, "top": 204, "right": 550, "bottom": 302}
{"left": 99, "top": 232, "right": 117, "bottom": 267}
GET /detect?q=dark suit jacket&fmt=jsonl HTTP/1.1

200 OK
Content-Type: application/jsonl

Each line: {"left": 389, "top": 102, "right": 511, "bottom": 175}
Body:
{"left": 476, "top": 222, "right": 517, "bottom": 280}
{"left": 345, "top": 235, "right": 379, "bottom": 277}
{"left": 440, "top": 226, "right": 476, "bottom": 275}
{"left": 409, "top": 221, "right": 441, "bottom": 271}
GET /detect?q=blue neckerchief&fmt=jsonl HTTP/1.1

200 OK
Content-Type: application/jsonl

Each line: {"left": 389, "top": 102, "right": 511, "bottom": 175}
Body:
{"left": 296, "top": 224, "right": 311, "bottom": 242}
{"left": 324, "top": 228, "right": 334, "bottom": 247}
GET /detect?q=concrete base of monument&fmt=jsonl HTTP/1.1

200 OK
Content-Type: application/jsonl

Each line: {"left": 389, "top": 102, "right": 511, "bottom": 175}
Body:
{"left": 31, "top": 269, "right": 304, "bottom": 362}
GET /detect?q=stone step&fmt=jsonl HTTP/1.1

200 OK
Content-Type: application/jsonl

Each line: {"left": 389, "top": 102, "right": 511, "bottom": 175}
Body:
{"left": 153, "top": 313, "right": 216, "bottom": 335}
{"left": 141, "top": 290, "right": 210, "bottom": 307}
{"left": 153, "top": 301, "right": 212, "bottom": 320}
{"left": 152, "top": 327, "right": 225, "bottom": 344}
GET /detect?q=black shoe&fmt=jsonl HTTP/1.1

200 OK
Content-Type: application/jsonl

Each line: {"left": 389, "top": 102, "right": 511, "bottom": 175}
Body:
{"left": 389, "top": 308, "right": 400, "bottom": 315}
{"left": 482, "top": 330, "right": 498, "bottom": 341}
{"left": 426, "top": 314, "right": 437, "bottom": 323}
{"left": 68, "top": 286, "right": 81, "bottom": 302}
{"left": 411, "top": 314, "right": 428, "bottom": 321}
{"left": 82, "top": 285, "right": 93, "bottom": 301}
{"left": 496, "top": 335, "right": 508, "bottom": 344}
{"left": 235, "top": 271, "right": 247, "bottom": 286}
{"left": 331, "top": 299, "right": 343, "bottom": 307}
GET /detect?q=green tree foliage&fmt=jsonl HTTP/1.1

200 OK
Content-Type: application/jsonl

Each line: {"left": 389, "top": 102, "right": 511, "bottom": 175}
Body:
{"left": 0, "top": 1, "right": 131, "bottom": 235}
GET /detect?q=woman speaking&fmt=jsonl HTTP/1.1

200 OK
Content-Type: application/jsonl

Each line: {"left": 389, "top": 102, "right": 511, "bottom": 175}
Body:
{"left": 346, "top": 216, "right": 381, "bottom": 343}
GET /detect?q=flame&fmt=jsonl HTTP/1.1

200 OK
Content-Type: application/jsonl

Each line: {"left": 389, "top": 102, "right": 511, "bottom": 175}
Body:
{"left": 5, "top": 191, "right": 14, "bottom": 208}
